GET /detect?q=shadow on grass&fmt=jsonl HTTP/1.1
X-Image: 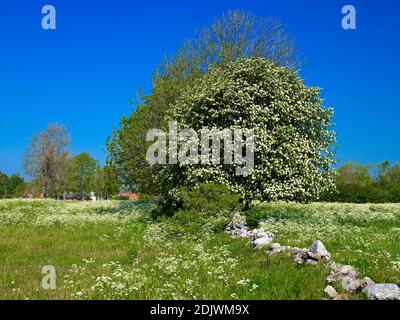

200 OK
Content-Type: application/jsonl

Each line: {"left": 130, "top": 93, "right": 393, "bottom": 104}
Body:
{"left": 94, "top": 200, "right": 155, "bottom": 217}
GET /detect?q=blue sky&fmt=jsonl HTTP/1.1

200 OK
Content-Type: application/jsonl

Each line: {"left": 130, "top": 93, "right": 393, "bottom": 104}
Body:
{"left": 1, "top": 0, "right": 399, "bottom": 176}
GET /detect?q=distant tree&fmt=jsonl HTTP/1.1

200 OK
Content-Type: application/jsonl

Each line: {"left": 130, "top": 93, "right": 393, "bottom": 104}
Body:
{"left": 24, "top": 124, "right": 70, "bottom": 198}
{"left": 336, "top": 162, "right": 373, "bottom": 186}
{"left": 94, "top": 162, "right": 121, "bottom": 199}
{"left": 321, "top": 161, "right": 400, "bottom": 203}
{"left": 69, "top": 153, "right": 97, "bottom": 194}
{"left": 107, "top": 10, "right": 298, "bottom": 195}
{"left": 107, "top": 106, "right": 162, "bottom": 195}
{"left": 377, "top": 161, "right": 400, "bottom": 187}
{"left": 0, "top": 172, "right": 25, "bottom": 199}
{"left": 93, "top": 167, "right": 106, "bottom": 199}
{"left": 6, "top": 174, "right": 25, "bottom": 198}
{"left": 387, "top": 164, "right": 400, "bottom": 183}
{"left": 0, "top": 171, "right": 8, "bottom": 198}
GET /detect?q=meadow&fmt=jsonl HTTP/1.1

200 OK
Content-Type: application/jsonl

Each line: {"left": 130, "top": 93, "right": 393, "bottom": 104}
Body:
{"left": 0, "top": 199, "right": 399, "bottom": 300}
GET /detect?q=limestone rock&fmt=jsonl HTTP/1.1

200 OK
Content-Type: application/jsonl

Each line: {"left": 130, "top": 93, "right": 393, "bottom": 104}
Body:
{"left": 340, "top": 276, "right": 358, "bottom": 292}
{"left": 355, "top": 277, "right": 375, "bottom": 291}
{"left": 268, "top": 243, "right": 281, "bottom": 250}
{"left": 363, "top": 284, "right": 400, "bottom": 300}
{"left": 226, "top": 220, "right": 254, "bottom": 239}
{"left": 309, "top": 240, "right": 331, "bottom": 260}
{"left": 266, "top": 243, "right": 282, "bottom": 255}
{"left": 326, "top": 274, "right": 336, "bottom": 284}
{"left": 231, "top": 229, "right": 250, "bottom": 238}
{"left": 327, "top": 263, "right": 369, "bottom": 293}
{"left": 254, "top": 231, "right": 274, "bottom": 240}
{"left": 253, "top": 235, "right": 273, "bottom": 249}
{"left": 324, "top": 285, "right": 338, "bottom": 299}
{"left": 339, "top": 265, "right": 358, "bottom": 277}
{"left": 306, "top": 251, "right": 322, "bottom": 261}
{"left": 333, "top": 294, "right": 349, "bottom": 300}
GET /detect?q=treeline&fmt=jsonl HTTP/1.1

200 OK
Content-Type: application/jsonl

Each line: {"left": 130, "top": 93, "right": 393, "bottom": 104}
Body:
{"left": 23, "top": 124, "right": 121, "bottom": 199}
{"left": 4, "top": 159, "right": 400, "bottom": 203}
{"left": 0, "top": 172, "right": 25, "bottom": 199}
{"left": 321, "top": 161, "right": 400, "bottom": 203}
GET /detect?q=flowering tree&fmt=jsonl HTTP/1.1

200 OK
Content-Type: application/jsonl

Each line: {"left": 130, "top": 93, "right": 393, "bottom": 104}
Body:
{"left": 107, "top": 11, "right": 298, "bottom": 195}
{"left": 161, "top": 58, "right": 336, "bottom": 205}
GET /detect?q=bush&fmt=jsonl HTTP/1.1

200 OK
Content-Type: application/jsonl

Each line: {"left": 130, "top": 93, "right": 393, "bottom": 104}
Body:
{"left": 319, "top": 162, "right": 400, "bottom": 203}
{"left": 245, "top": 207, "right": 265, "bottom": 229}
{"left": 179, "top": 183, "right": 244, "bottom": 214}
{"left": 246, "top": 203, "right": 308, "bottom": 228}
{"left": 159, "top": 183, "right": 244, "bottom": 234}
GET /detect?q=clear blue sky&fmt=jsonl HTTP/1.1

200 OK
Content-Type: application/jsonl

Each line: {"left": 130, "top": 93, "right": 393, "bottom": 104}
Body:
{"left": 1, "top": 0, "right": 399, "bottom": 177}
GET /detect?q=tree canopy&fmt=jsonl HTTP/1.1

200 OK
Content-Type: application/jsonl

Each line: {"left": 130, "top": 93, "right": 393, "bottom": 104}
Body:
{"left": 67, "top": 152, "right": 98, "bottom": 194}
{"left": 107, "top": 10, "right": 298, "bottom": 195}
{"left": 160, "top": 58, "right": 336, "bottom": 205}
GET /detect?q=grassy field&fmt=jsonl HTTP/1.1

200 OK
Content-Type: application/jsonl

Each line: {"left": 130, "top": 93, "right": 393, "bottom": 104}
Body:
{"left": 0, "top": 200, "right": 399, "bottom": 300}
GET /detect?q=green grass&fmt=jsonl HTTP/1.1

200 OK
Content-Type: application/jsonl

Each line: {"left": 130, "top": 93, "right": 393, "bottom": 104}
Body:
{"left": 248, "top": 202, "right": 400, "bottom": 284}
{"left": 1, "top": 200, "right": 399, "bottom": 300}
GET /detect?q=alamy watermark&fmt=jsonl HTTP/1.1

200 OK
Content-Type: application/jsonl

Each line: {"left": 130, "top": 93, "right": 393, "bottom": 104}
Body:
{"left": 146, "top": 121, "right": 254, "bottom": 176}
{"left": 41, "top": 5, "right": 56, "bottom": 30}
{"left": 40, "top": 5, "right": 356, "bottom": 31}
{"left": 41, "top": 265, "right": 56, "bottom": 290}
{"left": 342, "top": 5, "right": 356, "bottom": 30}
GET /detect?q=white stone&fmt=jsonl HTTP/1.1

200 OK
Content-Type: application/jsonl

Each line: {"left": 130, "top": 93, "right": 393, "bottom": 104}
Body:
{"left": 268, "top": 243, "right": 281, "bottom": 250}
{"left": 326, "top": 274, "right": 335, "bottom": 284}
{"left": 254, "top": 231, "right": 274, "bottom": 240}
{"left": 341, "top": 276, "right": 358, "bottom": 292}
{"left": 355, "top": 277, "right": 375, "bottom": 291}
{"left": 324, "top": 285, "right": 338, "bottom": 298}
{"left": 306, "top": 251, "right": 322, "bottom": 261}
{"left": 339, "top": 265, "right": 357, "bottom": 276}
{"left": 294, "top": 256, "right": 304, "bottom": 265}
{"left": 231, "top": 229, "right": 249, "bottom": 238}
{"left": 309, "top": 240, "right": 331, "bottom": 260}
{"left": 364, "top": 284, "right": 400, "bottom": 300}
{"left": 330, "top": 262, "right": 339, "bottom": 271}
{"left": 253, "top": 236, "right": 273, "bottom": 249}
